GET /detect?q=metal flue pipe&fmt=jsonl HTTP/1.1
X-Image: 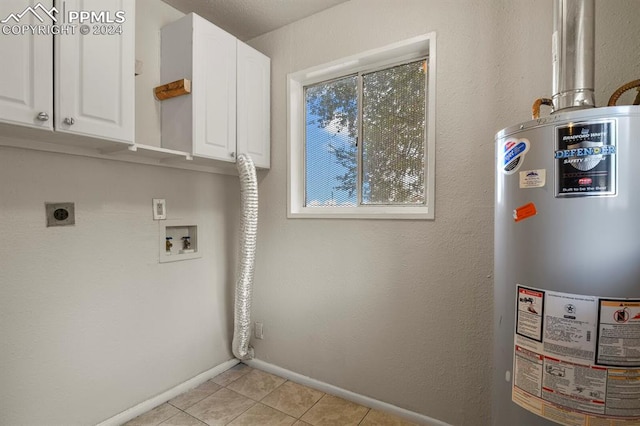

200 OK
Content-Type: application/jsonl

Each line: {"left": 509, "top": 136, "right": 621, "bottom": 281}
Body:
{"left": 552, "top": 0, "right": 596, "bottom": 111}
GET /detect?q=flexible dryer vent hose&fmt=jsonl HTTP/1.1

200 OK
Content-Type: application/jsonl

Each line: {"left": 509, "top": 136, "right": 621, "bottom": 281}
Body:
{"left": 232, "top": 154, "right": 258, "bottom": 361}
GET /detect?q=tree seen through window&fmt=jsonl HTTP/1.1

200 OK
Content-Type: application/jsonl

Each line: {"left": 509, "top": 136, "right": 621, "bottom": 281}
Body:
{"left": 304, "top": 59, "right": 427, "bottom": 207}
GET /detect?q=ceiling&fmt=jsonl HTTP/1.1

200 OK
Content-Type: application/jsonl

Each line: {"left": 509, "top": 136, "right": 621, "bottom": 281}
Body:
{"left": 161, "top": 0, "right": 350, "bottom": 41}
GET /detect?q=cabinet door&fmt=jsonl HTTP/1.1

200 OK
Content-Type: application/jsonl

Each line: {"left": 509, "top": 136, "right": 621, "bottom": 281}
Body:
{"left": 192, "top": 14, "right": 236, "bottom": 160}
{"left": 0, "top": 0, "right": 53, "bottom": 130}
{"left": 237, "top": 41, "right": 270, "bottom": 169}
{"left": 55, "top": 0, "right": 134, "bottom": 143}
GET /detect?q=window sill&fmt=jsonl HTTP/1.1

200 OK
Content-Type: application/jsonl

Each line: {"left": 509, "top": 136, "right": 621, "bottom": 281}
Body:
{"left": 288, "top": 206, "right": 433, "bottom": 220}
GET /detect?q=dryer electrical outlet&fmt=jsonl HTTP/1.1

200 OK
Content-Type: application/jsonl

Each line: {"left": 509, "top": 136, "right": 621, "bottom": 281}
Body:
{"left": 45, "top": 202, "right": 75, "bottom": 227}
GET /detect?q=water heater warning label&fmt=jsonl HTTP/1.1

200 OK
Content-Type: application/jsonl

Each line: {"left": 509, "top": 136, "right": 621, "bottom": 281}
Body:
{"left": 597, "top": 300, "right": 640, "bottom": 367}
{"left": 555, "top": 120, "right": 617, "bottom": 198}
{"left": 516, "top": 287, "right": 544, "bottom": 341}
{"left": 512, "top": 285, "right": 640, "bottom": 426}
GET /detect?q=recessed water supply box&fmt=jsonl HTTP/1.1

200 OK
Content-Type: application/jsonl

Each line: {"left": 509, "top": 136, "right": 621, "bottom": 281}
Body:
{"left": 159, "top": 219, "right": 201, "bottom": 263}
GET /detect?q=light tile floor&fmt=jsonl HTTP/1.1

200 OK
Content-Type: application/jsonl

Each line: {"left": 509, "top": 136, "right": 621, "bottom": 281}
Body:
{"left": 123, "top": 363, "right": 418, "bottom": 426}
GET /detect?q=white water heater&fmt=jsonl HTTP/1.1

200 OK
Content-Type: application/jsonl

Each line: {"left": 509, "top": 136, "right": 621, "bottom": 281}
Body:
{"left": 493, "top": 1, "right": 640, "bottom": 425}
{"left": 494, "top": 105, "right": 640, "bottom": 425}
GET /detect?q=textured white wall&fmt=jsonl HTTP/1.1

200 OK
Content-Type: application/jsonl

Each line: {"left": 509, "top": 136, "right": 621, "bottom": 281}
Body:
{"left": 595, "top": 1, "right": 640, "bottom": 107}
{"left": 0, "top": 1, "right": 240, "bottom": 425}
{"left": 248, "top": 1, "right": 497, "bottom": 424}
{"left": 247, "top": 1, "right": 640, "bottom": 425}
{"left": 1, "top": 0, "right": 638, "bottom": 425}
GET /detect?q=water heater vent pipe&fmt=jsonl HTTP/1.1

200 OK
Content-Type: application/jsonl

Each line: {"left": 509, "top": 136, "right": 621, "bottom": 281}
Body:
{"left": 552, "top": 0, "right": 596, "bottom": 111}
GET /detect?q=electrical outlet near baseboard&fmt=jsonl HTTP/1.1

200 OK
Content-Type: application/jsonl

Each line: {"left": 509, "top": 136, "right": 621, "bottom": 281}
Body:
{"left": 254, "top": 322, "right": 264, "bottom": 339}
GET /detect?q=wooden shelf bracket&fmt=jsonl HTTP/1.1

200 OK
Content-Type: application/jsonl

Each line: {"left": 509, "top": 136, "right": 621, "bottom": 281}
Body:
{"left": 154, "top": 78, "right": 191, "bottom": 101}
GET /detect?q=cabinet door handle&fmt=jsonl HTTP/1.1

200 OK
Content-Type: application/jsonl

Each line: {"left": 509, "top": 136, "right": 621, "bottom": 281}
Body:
{"left": 230, "top": 152, "right": 236, "bottom": 158}
{"left": 37, "top": 112, "right": 50, "bottom": 121}
{"left": 63, "top": 117, "right": 75, "bottom": 125}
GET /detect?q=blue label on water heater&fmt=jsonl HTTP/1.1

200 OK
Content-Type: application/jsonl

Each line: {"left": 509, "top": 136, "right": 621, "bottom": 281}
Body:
{"left": 555, "top": 120, "right": 617, "bottom": 198}
{"left": 501, "top": 138, "right": 530, "bottom": 175}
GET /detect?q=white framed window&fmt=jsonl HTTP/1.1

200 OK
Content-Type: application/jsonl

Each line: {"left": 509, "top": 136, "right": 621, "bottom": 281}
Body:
{"left": 287, "top": 33, "right": 436, "bottom": 219}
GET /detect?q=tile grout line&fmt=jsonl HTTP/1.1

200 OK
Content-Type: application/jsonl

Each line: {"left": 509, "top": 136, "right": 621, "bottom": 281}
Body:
{"left": 297, "top": 392, "right": 328, "bottom": 423}
{"left": 256, "top": 379, "right": 301, "bottom": 422}
{"left": 219, "top": 366, "right": 258, "bottom": 426}
{"left": 161, "top": 408, "right": 203, "bottom": 426}
{"left": 294, "top": 389, "right": 373, "bottom": 426}
{"left": 357, "top": 407, "right": 372, "bottom": 426}
{"left": 243, "top": 376, "right": 302, "bottom": 423}
{"left": 165, "top": 366, "right": 257, "bottom": 426}
{"left": 219, "top": 374, "right": 296, "bottom": 425}
{"left": 164, "top": 380, "right": 226, "bottom": 424}
{"left": 261, "top": 377, "right": 330, "bottom": 424}
{"left": 218, "top": 366, "right": 291, "bottom": 425}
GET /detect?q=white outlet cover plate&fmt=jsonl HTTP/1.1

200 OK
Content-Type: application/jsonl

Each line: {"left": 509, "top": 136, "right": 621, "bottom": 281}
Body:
{"left": 153, "top": 199, "right": 166, "bottom": 220}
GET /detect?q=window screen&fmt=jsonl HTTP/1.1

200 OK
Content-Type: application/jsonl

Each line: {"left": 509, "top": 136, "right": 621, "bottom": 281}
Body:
{"left": 362, "top": 60, "right": 426, "bottom": 205}
{"left": 305, "top": 76, "right": 358, "bottom": 207}
{"left": 303, "top": 59, "right": 427, "bottom": 208}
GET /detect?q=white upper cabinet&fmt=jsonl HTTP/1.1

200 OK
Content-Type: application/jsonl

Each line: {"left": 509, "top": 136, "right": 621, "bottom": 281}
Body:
{"left": 161, "top": 13, "right": 270, "bottom": 169}
{"left": 161, "top": 13, "right": 236, "bottom": 160}
{"left": 195, "top": 16, "right": 236, "bottom": 160}
{"left": 55, "top": 0, "right": 135, "bottom": 143}
{"left": 0, "top": 0, "right": 134, "bottom": 144}
{"left": 0, "top": 0, "right": 54, "bottom": 130}
{"left": 237, "top": 41, "right": 270, "bottom": 169}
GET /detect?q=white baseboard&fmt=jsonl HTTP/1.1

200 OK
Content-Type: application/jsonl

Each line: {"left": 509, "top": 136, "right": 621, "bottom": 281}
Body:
{"left": 96, "top": 358, "right": 240, "bottom": 426}
{"left": 243, "top": 358, "right": 451, "bottom": 426}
